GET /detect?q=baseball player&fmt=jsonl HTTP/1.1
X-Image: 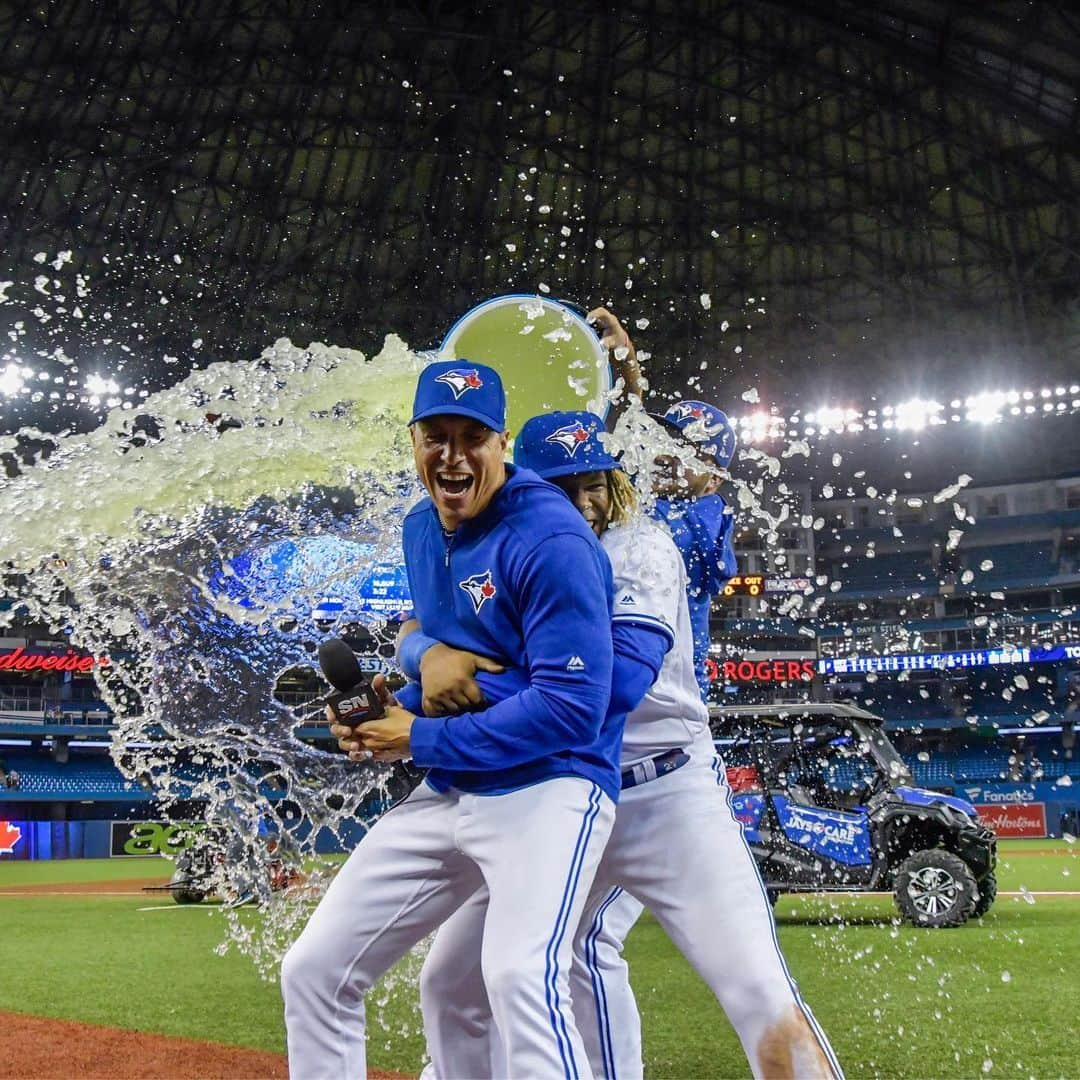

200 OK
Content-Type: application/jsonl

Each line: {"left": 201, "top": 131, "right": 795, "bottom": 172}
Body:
{"left": 589, "top": 306, "right": 737, "bottom": 698}
{"left": 281, "top": 363, "right": 624, "bottom": 1079}
{"left": 584, "top": 311, "right": 744, "bottom": 1073}
{"left": 409, "top": 412, "right": 842, "bottom": 1080}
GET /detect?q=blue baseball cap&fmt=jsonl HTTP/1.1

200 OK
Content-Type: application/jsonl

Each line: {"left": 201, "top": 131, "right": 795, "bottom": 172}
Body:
{"left": 651, "top": 400, "right": 737, "bottom": 470}
{"left": 513, "top": 410, "right": 621, "bottom": 480}
{"left": 410, "top": 359, "right": 507, "bottom": 430}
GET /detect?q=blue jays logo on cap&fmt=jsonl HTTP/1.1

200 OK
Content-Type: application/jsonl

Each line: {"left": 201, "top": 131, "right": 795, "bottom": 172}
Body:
{"left": 514, "top": 410, "right": 620, "bottom": 480}
{"left": 410, "top": 360, "right": 506, "bottom": 430}
{"left": 459, "top": 569, "right": 497, "bottom": 614}
{"left": 435, "top": 368, "right": 484, "bottom": 400}
{"left": 545, "top": 421, "right": 591, "bottom": 458}
{"left": 666, "top": 400, "right": 722, "bottom": 432}
{"left": 660, "top": 400, "right": 737, "bottom": 469}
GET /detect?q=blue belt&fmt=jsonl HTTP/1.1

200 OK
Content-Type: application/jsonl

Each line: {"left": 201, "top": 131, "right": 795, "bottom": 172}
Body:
{"left": 621, "top": 748, "right": 691, "bottom": 790}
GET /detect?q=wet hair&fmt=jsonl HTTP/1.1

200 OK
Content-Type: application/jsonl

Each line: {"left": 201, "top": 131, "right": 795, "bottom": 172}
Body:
{"left": 606, "top": 468, "right": 638, "bottom": 527}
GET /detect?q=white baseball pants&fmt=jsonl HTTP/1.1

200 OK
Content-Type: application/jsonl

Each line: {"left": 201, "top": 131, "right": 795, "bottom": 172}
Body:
{"left": 282, "top": 775, "right": 614, "bottom": 1079}
{"left": 419, "top": 742, "right": 843, "bottom": 1079}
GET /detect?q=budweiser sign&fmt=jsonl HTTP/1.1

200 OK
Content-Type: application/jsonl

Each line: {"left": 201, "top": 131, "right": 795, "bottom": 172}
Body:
{"left": 976, "top": 802, "right": 1047, "bottom": 839}
{"left": 0, "top": 647, "right": 111, "bottom": 673}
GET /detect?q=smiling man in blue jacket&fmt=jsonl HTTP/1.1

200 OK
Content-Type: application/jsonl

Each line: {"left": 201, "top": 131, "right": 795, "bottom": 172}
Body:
{"left": 282, "top": 360, "right": 622, "bottom": 1080}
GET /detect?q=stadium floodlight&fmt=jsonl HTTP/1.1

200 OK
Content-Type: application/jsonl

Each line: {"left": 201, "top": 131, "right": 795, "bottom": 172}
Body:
{"left": 964, "top": 390, "right": 1008, "bottom": 424}
{"left": 84, "top": 373, "right": 120, "bottom": 396}
{"left": 892, "top": 398, "right": 943, "bottom": 431}
{"left": 0, "top": 362, "right": 30, "bottom": 397}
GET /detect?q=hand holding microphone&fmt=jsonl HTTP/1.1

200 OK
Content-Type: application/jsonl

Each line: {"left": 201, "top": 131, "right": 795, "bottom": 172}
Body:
{"left": 317, "top": 637, "right": 387, "bottom": 727}
{"left": 315, "top": 638, "right": 415, "bottom": 763}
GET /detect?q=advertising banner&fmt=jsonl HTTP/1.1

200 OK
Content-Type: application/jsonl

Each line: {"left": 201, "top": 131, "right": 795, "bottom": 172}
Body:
{"left": 975, "top": 802, "right": 1047, "bottom": 838}
{"left": 0, "top": 820, "right": 109, "bottom": 859}
{"left": 110, "top": 821, "right": 204, "bottom": 857}
{"left": 819, "top": 640, "right": 1080, "bottom": 676}
{"left": 958, "top": 781, "right": 1069, "bottom": 805}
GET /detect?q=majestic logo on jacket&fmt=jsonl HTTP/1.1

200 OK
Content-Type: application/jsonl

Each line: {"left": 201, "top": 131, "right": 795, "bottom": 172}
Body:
{"left": 545, "top": 421, "right": 592, "bottom": 458}
{"left": 459, "top": 569, "right": 497, "bottom": 614}
{"left": 435, "top": 368, "right": 484, "bottom": 399}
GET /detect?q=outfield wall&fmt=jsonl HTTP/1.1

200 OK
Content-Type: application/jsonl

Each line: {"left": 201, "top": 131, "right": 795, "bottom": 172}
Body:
{"left": 0, "top": 816, "right": 371, "bottom": 860}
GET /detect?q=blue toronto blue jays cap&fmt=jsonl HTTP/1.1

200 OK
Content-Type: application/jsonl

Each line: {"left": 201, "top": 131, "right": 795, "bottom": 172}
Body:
{"left": 651, "top": 400, "right": 737, "bottom": 470}
{"left": 513, "top": 410, "right": 621, "bottom": 480}
{"left": 410, "top": 359, "right": 507, "bottom": 430}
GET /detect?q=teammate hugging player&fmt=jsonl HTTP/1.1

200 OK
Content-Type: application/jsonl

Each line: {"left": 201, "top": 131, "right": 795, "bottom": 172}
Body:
{"left": 281, "top": 363, "right": 625, "bottom": 1079}
{"left": 409, "top": 411, "right": 842, "bottom": 1080}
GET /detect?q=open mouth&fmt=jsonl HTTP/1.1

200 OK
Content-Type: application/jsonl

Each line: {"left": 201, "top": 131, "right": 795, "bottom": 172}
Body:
{"left": 436, "top": 472, "right": 474, "bottom": 497}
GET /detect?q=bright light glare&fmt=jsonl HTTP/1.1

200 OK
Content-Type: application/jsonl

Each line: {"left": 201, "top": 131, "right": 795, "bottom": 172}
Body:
{"left": 0, "top": 363, "right": 30, "bottom": 397}
{"left": 84, "top": 374, "right": 120, "bottom": 397}
{"left": 965, "top": 390, "right": 1008, "bottom": 424}
{"left": 892, "top": 398, "right": 943, "bottom": 431}
{"left": 809, "top": 406, "right": 857, "bottom": 432}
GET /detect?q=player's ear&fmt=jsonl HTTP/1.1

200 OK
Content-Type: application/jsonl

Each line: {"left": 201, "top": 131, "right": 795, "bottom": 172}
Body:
{"left": 498, "top": 429, "right": 510, "bottom": 453}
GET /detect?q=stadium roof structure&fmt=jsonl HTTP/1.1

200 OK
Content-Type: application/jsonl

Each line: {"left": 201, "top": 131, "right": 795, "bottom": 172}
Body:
{"left": 1, "top": 0, "right": 1078, "bottom": 431}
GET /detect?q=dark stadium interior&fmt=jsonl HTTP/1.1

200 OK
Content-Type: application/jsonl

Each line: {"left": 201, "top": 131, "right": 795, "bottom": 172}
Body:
{"left": 2, "top": 2, "right": 1079, "bottom": 841}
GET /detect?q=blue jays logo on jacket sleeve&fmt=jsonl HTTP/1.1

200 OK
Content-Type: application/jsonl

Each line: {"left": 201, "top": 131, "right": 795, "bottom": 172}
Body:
{"left": 435, "top": 368, "right": 484, "bottom": 399}
{"left": 459, "top": 569, "right": 497, "bottom": 614}
{"left": 545, "top": 420, "right": 592, "bottom": 458}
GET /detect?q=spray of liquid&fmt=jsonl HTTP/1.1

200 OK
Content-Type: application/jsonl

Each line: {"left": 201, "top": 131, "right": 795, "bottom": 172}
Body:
{"left": 0, "top": 254, "right": 816, "bottom": 992}
{"left": 0, "top": 328, "right": 436, "bottom": 978}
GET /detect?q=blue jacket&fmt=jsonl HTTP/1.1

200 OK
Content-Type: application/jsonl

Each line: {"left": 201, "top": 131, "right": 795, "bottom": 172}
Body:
{"left": 398, "top": 465, "right": 621, "bottom": 802}
{"left": 652, "top": 493, "right": 737, "bottom": 697}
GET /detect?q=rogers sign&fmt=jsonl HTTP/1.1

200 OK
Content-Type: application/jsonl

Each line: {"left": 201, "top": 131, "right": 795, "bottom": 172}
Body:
{"left": 707, "top": 658, "right": 816, "bottom": 683}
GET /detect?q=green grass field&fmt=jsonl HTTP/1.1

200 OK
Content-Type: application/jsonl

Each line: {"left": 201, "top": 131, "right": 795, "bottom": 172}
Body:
{"left": 0, "top": 839, "right": 1076, "bottom": 1077}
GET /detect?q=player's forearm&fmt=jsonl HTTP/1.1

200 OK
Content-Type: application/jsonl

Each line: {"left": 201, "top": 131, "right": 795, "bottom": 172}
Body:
{"left": 409, "top": 675, "right": 611, "bottom": 772}
{"left": 396, "top": 619, "right": 439, "bottom": 681}
{"left": 610, "top": 623, "right": 669, "bottom": 717}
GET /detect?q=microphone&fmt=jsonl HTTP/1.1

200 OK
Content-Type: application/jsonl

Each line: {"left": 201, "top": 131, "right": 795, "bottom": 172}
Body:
{"left": 312, "top": 637, "right": 386, "bottom": 727}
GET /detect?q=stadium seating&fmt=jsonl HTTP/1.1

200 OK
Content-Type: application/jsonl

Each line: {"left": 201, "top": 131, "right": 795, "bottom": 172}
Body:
{"left": 0, "top": 753, "right": 145, "bottom": 800}
{"left": 830, "top": 551, "right": 937, "bottom": 596}
{"left": 961, "top": 542, "right": 1057, "bottom": 586}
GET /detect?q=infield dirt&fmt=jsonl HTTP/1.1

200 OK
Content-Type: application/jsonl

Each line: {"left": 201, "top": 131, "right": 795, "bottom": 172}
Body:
{"left": 0, "top": 1010, "right": 411, "bottom": 1079}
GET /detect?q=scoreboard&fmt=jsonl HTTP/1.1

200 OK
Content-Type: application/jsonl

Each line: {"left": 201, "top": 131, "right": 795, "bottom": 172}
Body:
{"left": 722, "top": 574, "right": 765, "bottom": 597}
{"left": 721, "top": 575, "right": 813, "bottom": 597}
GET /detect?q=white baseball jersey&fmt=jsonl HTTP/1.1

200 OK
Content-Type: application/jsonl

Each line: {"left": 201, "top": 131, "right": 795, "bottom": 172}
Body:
{"left": 418, "top": 515, "right": 842, "bottom": 1080}
{"left": 603, "top": 516, "right": 709, "bottom": 766}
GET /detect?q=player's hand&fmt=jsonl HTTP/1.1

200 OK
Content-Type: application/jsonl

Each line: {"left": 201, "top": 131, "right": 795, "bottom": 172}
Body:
{"left": 587, "top": 306, "right": 634, "bottom": 357}
{"left": 420, "top": 643, "right": 504, "bottom": 716}
{"left": 352, "top": 705, "right": 416, "bottom": 763}
{"left": 328, "top": 675, "right": 397, "bottom": 756}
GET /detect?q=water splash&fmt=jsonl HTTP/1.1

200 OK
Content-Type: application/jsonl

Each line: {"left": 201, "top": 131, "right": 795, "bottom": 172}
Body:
{"left": 1, "top": 333, "right": 430, "bottom": 974}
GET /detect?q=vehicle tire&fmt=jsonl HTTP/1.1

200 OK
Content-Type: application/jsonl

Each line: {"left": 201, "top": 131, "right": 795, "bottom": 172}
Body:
{"left": 168, "top": 870, "right": 205, "bottom": 905}
{"left": 894, "top": 849, "right": 977, "bottom": 928}
{"left": 970, "top": 871, "right": 997, "bottom": 919}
